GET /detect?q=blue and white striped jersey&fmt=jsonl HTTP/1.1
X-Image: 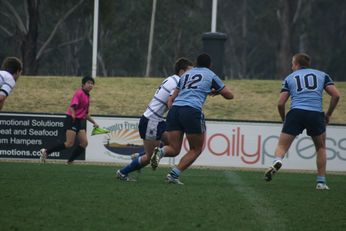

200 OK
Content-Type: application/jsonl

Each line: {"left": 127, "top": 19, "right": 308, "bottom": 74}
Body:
{"left": 0, "top": 70, "right": 15, "bottom": 96}
{"left": 143, "top": 74, "right": 180, "bottom": 121}
{"left": 173, "top": 67, "right": 225, "bottom": 111}
{"left": 281, "top": 68, "right": 334, "bottom": 112}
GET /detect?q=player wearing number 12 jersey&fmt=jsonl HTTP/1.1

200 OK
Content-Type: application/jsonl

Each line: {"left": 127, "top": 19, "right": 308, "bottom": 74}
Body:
{"left": 264, "top": 53, "right": 340, "bottom": 190}
{"left": 150, "top": 53, "right": 234, "bottom": 184}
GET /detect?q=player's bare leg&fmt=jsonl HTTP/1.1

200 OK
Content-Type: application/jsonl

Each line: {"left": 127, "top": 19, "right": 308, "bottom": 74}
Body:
{"left": 140, "top": 139, "right": 161, "bottom": 166}
{"left": 150, "top": 131, "right": 183, "bottom": 170}
{"left": 40, "top": 129, "right": 76, "bottom": 163}
{"left": 264, "top": 133, "right": 295, "bottom": 181}
{"left": 165, "top": 133, "right": 204, "bottom": 185}
{"left": 64, "top": 130, "right": 78, "bottom": 148}
{"left": 176, "top": 133, "right": 204, "bottom": 171}
{"left": 312, "top": 133, "right": 329, "bottom": 190}
{"left": 117, "top": 138, "right": 161, "bottom": 181}
{"left": 163, "top": 130, "right": 184, "bottom": 157}
{"left": 67, "top": 130, "right": 86, "bottom": 164}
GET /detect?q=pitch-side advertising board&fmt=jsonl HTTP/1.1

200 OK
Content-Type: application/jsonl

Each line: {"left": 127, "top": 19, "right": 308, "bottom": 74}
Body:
{"left": 1, "top": 113, "right": 345, "bottom": 171}
{"left": 0, "top": 113, "right": 82, "bottom": 160}
{"left": 87, "top": 116, "right": 346, "bottom": 171}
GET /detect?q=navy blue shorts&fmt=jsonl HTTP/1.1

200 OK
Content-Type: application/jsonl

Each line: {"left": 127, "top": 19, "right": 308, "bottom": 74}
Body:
{"left": 166, "top": 106, "right": 206, "bottom": 134}
{"left": 65, "top": 115, "right": 86, "bottom": 132}
{"left": 282, "top": 109, "right": 326, "bottom": 137}
{"left": 138, "top": 115, "right": 166, "bottom": 140}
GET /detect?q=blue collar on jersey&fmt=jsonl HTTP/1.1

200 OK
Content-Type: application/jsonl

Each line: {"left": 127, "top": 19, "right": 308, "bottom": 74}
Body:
{"left": 298, "top": 66, "right": 309, "bottom": 69}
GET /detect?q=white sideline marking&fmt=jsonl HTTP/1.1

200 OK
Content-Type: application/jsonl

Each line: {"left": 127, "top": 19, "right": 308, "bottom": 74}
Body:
{"left": 224, "top": 171, "right": 287, "bottom": 231}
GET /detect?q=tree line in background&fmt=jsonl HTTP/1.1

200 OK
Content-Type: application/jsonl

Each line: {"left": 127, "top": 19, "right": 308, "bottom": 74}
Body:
{"left": 0, "top": 0, "right": 345, "bottom": 80}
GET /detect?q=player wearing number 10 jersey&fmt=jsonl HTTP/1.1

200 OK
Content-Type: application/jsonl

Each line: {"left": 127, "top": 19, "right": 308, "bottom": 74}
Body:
{"left": 264, "top": 53, "right": 340, "bottom": 190}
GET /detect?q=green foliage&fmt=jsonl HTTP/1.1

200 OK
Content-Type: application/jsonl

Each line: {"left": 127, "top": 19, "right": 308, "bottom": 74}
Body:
{"left": 1, "top": 162, "right": 345, "bottom": 230}
{"left": 1, "top": 0, "right": 346, "bottom": 79}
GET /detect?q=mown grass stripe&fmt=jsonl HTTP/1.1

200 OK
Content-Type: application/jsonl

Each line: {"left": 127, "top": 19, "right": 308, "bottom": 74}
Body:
{"left": 224, "top": 171, "right": 287, "bottom": 231}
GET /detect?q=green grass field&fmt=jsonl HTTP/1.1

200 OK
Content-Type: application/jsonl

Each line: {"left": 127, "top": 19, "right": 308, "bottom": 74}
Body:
{"left": 1, "top": 162, "right": 345, "bottom": 231}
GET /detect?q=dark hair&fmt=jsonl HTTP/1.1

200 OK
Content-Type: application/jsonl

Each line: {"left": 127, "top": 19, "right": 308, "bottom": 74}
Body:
{"left": 82, "top": 76, "right": 95, "bottom": 85}
{"left": 293, "top": 53, "right": 311, "bottom": 67}
{"left": 1, "top": 57, "right": 22, "bottom": 74}
{"left": 196, "top": 53, "right": 211, "bottom": 68}
{"left": 174, "top": 58, "right": 193, "bottom": 74}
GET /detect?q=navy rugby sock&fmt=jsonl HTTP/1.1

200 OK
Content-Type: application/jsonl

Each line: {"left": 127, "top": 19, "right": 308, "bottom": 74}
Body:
{"left": 68, "top": 146, "right": 85, "bottom": 162}
{"left": 137, "top": 151, "right": 146, "bottom": 157}
{"left": 47, "top": 143, "right": 66, "bottom": 154}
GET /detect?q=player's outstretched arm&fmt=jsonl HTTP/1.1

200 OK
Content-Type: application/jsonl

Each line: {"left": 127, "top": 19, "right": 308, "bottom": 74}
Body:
{"left": 219, "top": 86, "right": 234, "bottom": 100}
{"left": 86, "top": 114, "right": 99, "bottom": 128}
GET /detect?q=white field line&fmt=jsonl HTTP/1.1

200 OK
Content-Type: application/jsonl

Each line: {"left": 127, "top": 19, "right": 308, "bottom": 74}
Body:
{"left": 224, "top": 171, "right": 287, "bottom": 231}
{"left": 1, "top": 159, "right": 345, "bottom": 176}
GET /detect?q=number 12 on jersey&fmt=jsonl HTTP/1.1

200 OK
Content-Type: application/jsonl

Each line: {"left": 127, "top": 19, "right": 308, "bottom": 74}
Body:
{"left": 181, "top": 74, "right": 202, "bottom": 89}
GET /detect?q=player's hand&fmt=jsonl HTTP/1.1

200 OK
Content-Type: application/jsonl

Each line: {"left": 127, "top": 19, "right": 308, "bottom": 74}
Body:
{"left": 209, "top": 89, "right": 219, "bottom": 97}
{"left": 93, "top": 123, "right": 99, "bottom": 128}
